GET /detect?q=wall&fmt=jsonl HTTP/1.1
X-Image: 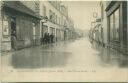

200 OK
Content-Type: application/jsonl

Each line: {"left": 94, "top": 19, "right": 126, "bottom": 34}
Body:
{"left": 16, "top": 13, "right": 40, "bottom": 47}
{"left": 106, "top": 1, "right": 127, "bottom": 54}
{"left": 21, "top": 1, "right": 40, "bottom": 14}
{"left": 101, "top": 1, "right": 108, "bottom": 47}
{"left": 1, "top": 6, "right": 40, "bottom": 51}
{"left": 0, "top": 2, "right": 2, "bottom": 52}
{"left": 1, "top": 9, "right": 12, "bottom": 51}
{"left": 40, "top": 1, "right": 65, "bottom": 41}
{"left": 127, "top": 1, "right": 128, "bottom": 54}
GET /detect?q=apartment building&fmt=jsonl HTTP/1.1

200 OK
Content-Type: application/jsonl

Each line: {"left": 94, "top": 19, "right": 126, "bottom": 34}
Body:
{"left": 39, "top": 1, "right": 74, "bottom": 42}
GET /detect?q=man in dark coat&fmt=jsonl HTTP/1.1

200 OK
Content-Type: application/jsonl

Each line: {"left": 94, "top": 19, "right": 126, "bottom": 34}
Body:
{"left": 43, "top": 32, "right": 47, "bottom": 44}
{"left": 50, "top": 34, "right": 54, "bottom": 43}
{"left": 47, "top": 33, "right": 50, "bottom": 44}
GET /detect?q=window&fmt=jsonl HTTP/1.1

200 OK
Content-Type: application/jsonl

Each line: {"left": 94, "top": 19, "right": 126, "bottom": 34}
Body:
{"left": 49, "top": 10, "right": 56, "bottom": 23}
{"left": 109, "top": 8, "right": 120, "bottom": 42}
{"left": 33, "top": 23, "right": 36, "bottom": 36}
{"left": 55, "top": 15, "right": 57, "bottom": 24}
{"left": 53, "top": 13, "right": 55, "bottom": 23}
{"left": 33, "top": 23, "right": 36, "bottom": 40}
{"left": 101, "top": 5, "right": 104, "bottom": 19}
{"left": 43, "top": 6, "right": 46, "bottom": 16}
{"left": 110, "top": 14, "right": 114, "bottom": 41}
{"left": 58, "top": 17, "right": 60, "bottom": 25}
{"left": 59, "top": 17, "right": 61, "bottom": 25}
{"left": 115, "top": 9, "right": 119, "bottom": 41}
{"left": 49, "top": 10, "right": 52, "bottom": 20}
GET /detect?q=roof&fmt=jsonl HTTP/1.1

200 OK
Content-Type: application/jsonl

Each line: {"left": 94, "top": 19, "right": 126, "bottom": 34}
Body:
{"left": 3, "top": 1, "right": 41, "bottom": 19}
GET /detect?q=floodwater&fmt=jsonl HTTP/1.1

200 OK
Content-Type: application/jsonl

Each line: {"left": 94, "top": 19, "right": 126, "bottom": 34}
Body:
{"left": 2, "top": 37, "right": 128, "bottom": 69}
{"left": 1, "top": 37, "right": 128, "bottom": 82}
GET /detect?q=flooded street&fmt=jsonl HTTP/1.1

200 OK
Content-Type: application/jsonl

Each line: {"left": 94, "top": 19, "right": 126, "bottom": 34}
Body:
{"left": 1, "top": 37, "right": 128, "bottom": 82}
{"left": 2, "top": 37, "right": 128, "bottom": 69}
{"left": 0, "top": 1, "right": 128, "bottom": 82}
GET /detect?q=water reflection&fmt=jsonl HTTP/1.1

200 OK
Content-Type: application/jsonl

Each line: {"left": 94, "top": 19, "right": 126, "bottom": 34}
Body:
{"left": 2, "top": 38, "right": 128, "bottom": 70}
{"left": 91, "top": 42, "right": 128, "bottom": 68}
{"left": 11, "top": 45, "right": 71, "bottom": 69}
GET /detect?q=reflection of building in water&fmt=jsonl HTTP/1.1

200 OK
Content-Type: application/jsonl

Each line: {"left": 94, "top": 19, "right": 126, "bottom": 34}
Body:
{"left": 100, "top": 1, "right": 127, "bottom": 54}
{"left": 10, "top": 48, "right": 71, "bottom": 68}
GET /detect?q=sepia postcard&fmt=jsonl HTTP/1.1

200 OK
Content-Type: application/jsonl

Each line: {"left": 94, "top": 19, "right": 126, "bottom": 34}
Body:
{"left": 0, "top": 0, "right": 128, "bottom": 82}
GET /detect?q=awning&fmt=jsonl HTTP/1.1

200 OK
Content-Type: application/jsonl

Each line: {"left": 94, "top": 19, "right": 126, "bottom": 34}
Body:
{"left": 92, "top": 24, "right": 101, "bottom": 32}
{"left": 3, "top": 1, "right": 42, "bottom": 19}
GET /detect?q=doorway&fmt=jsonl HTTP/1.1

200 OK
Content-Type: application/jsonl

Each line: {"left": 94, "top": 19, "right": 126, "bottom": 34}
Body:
{"left": 10, "top": 17, "right": 17, "bottom": 50}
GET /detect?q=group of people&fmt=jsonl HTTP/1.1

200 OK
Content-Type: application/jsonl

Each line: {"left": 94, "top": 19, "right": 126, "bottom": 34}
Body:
{"left": 41, "top": 32, "right": 55, "bottom": 45}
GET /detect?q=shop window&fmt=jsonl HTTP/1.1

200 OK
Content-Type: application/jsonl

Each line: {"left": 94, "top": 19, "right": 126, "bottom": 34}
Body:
{"left": 110, "top": 14, "right": 114, "bottom": 41}
{"left": 114, "top": 9, "right": 119, "bottom": 41}
{"left": 33, "top": 23, "right": 36, "bottom": 37}
{"left": 109, "top": 8, "right": 120, "bottom": 42}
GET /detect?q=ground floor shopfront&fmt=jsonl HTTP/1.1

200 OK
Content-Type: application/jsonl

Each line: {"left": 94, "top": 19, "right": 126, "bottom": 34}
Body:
{"left": 1, "top": 1, "right": 41, "bottom": 51}
{"left": 106, "top": 1, "right": 127, "bottom": 54}
{"left": 40, "top": 21, "right": 73, "bottom": 43}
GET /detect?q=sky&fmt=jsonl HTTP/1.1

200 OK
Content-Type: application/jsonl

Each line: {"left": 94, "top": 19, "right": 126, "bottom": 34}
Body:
{"left": 65, "top": 1, "right": 100, "bottom": 30}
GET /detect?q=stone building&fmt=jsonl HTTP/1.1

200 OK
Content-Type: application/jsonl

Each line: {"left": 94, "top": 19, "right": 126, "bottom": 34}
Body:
{"left": 21, "top": 1, "right": 40, "bottom": 15}
{"left": 106, "top": 1, "right": 127, "bottom": 54}
{"left": 1, "top": 1, "right": 41, "bottom": 51}
{"left": 39, "top": 1, "right": 74, "bottom": 42}
{"left": 100, "top": 1, "right": 108, "bottom": 47}
{"left": 101, "top": 1, "right": 127, "bottom": 54}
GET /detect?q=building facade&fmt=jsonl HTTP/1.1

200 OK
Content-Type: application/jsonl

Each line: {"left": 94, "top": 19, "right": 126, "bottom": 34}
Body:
{"left": 0, "top": 1, "right": 76, "bottom": 51}
{"left": 1, "top": 1, "right": 41, "bottom": 51}
{"left": 105, "top": 1, "right": 127, "bottom": 54}
{"left": 22, "top": 1, "right": 40, "bottom": 15}
{"left": 39, "top": 1, "right": 74, "bottom": 42}
{"left": 100, "top": 1, "right": 108, "bottom": 47}
{"left": 99, "top": 1, "right": 127, "bottom": 54}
